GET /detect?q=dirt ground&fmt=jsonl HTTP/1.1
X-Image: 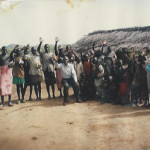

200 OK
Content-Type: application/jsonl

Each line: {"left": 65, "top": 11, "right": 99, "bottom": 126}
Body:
{"left": 0, "top": 83, "right": 150, "bottom": 150}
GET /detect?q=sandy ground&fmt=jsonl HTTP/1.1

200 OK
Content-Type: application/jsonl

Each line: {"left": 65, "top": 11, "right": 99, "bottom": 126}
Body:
{"left": 0, "top": 83, "right": 150, "bottom": 150}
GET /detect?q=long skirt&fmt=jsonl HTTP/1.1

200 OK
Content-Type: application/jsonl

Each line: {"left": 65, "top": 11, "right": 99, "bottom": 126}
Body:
{"left": 56, "top": 69, "right": 62, "bottom": 89}
{"left": 0, "top": 66, "right": 13, "bottom": 96}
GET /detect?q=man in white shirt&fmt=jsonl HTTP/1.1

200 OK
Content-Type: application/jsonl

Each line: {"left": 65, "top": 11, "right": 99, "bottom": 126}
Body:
{"left": 55, "top": 56, "right": 82, "bottom": 106}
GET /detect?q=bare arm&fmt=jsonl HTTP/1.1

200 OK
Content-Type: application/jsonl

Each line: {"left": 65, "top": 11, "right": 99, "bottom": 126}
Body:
{"left": 71, "top": 64, "right": 78, "bottom": 82}
{"left": 9, "top": 45, "right": 19, "bottom": 62}
{"left": 55, "top": 37, "right": 59, "bottom": 56}
{"left": 53, "top": 55, "right": 61, "bottom": 69}
{"left": 92, "top": 41, "right": 96, "bottom": 51}
{"left": 37, "top": 37, "right": 44, "bottom": 54}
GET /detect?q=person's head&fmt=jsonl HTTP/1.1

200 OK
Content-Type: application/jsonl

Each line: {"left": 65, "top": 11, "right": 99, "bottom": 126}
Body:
{"left": 117, "top": 59, "right": 123, "bottom": 67}
{"left": 92, "top": 57, "right": 97, "bottom": 64}
{"left": 70, "top": 54, "right": 75, "bottom": 62}
{"left": 97, "top": 58, "right": 102, "bottom": 65}
{"left": 90, "top": 50, "right": 94, "bottom": 56}
{"left": 15, "top": 49, "right": 22, "bottom": 57}
{"left": 84, "top": 53, "right": 89, "bottom": 61}
{"left": 63, "top": 56, "right": 69, "bottom": 66}
{"left": 66, "top": 45, "right": 72, "bottom": 53}
{"left": 100, "top": 55, "right": 105, "bottom": 61}
{"left": 107, "top": 46, "right": 112, "bottom": 54}
{"left": 44, "top": 44, "right": 50, "bottom": 53}
{"left": 24, "top": 44, "right": 30, "bottom": 55}
{"left": 134, "top": 55, "right": 139, "bottom": 63}
{"left": 112, "top": 56, "right": 116, "bottom": 63}
{"left": 58, "top": 45, "right": 64, "bottom": 54}
{"left": 122, "top": 47, "right": 128, "bottom": 54}
{"left": 31, "top": 47, "right": 37, "bottom": 55}
{"left": 142, "top": 48, "right": 147, "bottom": 56}
{"left": 1, "top": 46, "right": 7, "bottom": 55}
{"left": 24, "top": 49, "right": 29, "bottom": 55}
{"left": 130, "top": 49, "right": 135, "bottom": 56}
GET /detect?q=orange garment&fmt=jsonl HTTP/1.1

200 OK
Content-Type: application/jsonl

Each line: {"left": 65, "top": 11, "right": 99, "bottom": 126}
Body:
{"left": 83, "top": 61, "right": 91, "bottom": 77}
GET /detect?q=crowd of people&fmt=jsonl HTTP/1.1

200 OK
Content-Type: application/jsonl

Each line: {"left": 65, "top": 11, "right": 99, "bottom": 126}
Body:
{"left": 0, "top": 37, "right": 150, "bottom": 109}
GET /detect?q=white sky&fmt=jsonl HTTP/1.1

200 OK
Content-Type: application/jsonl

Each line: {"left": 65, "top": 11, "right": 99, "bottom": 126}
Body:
{"left": 0, "top": 0, "right": 150, "bottom": 47}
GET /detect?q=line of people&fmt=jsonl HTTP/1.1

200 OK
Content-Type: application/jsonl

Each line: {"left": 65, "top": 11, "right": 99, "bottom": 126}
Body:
{"left": 0, "top": 38, "right": 82, "bottom": 108}
{"left": 0, "top": 38, "right": 150, "bottom": 109}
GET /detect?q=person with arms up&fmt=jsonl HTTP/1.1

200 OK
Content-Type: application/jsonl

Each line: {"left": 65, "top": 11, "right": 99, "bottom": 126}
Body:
{"left": 55, "top": 37, "right": 64, "bottom": 97}
{"left": 22, "top": 44, "right": 33, "bottom": 101}
{"left": 37, "top": 37, "right": 56, "bottom": 99}
{"left": 25, "top": 46, "right": 43, "bottom": 100}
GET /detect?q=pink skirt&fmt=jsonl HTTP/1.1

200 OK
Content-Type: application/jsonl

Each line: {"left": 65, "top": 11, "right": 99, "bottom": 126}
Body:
{"left": 0, "top": 66, "right": 13, "bottom": 96}
{"left": 56, "top": 69, "right": 62, "bottom": 89}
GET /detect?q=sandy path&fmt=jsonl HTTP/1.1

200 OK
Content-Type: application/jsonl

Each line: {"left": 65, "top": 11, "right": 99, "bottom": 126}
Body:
{"left": 0, "top": 83, "right": 150, "bottom": 150}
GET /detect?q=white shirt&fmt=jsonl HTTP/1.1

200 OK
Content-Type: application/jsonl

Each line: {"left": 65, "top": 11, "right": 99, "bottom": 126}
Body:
{"left": 107, "top": 51, "right": 117, "bottom": 59}
{"left": 56, "top": 63, "right": 77, "bottom": 82}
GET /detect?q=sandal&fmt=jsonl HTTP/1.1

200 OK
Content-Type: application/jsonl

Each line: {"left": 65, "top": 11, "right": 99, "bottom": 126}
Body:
{"left": 21, "top": 99, "right": 26, "bottom": 103}
{"left": 8, "top": 102, "right": 13, "bottom": 107}
{"left": 16, "top": 100, "right": 21, "bottom": 104}
{"left": 0, "top": 104, "right": 4, "bottom": 110}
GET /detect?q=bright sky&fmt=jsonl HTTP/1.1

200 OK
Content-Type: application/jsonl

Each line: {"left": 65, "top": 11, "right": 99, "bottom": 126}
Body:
{"left": 0, "top": 0, "right": 150, "bottom": 47}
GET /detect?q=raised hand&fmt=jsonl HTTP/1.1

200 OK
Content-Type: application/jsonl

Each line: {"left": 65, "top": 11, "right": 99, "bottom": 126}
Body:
{"left": 103, "top": 40, "right": 107, "bottom": 46}
{"left": 55, "top": 37, "right": 59, "bottom": 42}
{"left": 53, "top": 55, "right": 58, "bottom": 62}
{"left": 39, "top": 37, "right": 44, "bottom": 43}
{"left": 27, "top": 44, "right": 30, "bottom": 49}
{"left": 14, "top": 45, "right": 19, "bottom": 50}
{"left": 21, "top": 46, "right": 26, "bottom": 50}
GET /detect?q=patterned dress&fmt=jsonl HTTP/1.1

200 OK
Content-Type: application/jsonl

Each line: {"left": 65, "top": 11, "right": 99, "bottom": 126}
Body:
{"left": 0, "top": 54, "right": 13, "bottom": 96}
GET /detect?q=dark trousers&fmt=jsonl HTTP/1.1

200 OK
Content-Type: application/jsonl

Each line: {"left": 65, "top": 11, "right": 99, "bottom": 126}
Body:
{"left": 139, "top": 87, "right": 149, "bottom": 104}
{"left": 131, "top": 85, "right": 140, "bottom": 104}
{"left": 62, "top": 78, "right": 79, "bottom": 103}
